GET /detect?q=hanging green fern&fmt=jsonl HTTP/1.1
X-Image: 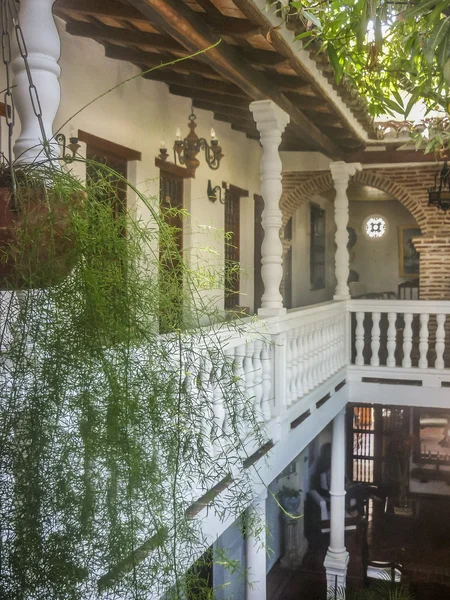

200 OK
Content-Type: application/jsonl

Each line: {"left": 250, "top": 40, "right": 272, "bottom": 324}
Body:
{"left": 0, "top": 159, "right": 265, "bottom": 600}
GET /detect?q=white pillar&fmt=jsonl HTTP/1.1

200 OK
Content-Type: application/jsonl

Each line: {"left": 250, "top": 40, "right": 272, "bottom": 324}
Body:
{"left": 11, "top": 0, "right": 61, "bottom": 163}
{"left": 250, "top": 100, "right": 289, "bottom": 317}
{"left": 330, "top": 162, "right": 361, "bottom": 300}
{"left": 324, "top": 408, "right": 349, "bottom": 590}
{"left": 246, "top": 490, "right": 267, "bottom": 600}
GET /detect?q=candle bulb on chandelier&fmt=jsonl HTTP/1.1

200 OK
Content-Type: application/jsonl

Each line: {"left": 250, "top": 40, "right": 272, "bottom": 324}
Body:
{"left": 160, "top": 140, "right": 166, "bottom": 150}
{"left": 211, "top": 128, "right": 217, "bottom": 141}
{"left": 176, "top": 128, "right": 182, "bottom": 141}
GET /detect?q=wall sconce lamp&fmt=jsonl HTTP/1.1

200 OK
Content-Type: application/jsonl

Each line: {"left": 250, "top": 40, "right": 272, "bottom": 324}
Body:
{"left": 55, "top": 133, "right": 81, "bottom": 162}
{"left": 207, "top": 179, "right": 224, "bottom": 204}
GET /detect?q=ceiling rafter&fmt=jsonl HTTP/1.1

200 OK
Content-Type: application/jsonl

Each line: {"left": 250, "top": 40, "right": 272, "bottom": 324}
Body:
{"left": 125, "top": 0, "right": 343, "bottom": 158}
{"left": 55, "top": 0, "right": 262, "bottom": 38}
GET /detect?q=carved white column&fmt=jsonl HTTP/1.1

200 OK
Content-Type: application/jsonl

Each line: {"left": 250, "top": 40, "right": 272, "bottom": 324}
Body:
{"left": 324, "top": 409, "right": 349, "bottom": 590}
{"left": 12, "top": 0, "right": 61, "bottom": 163}
{"left": 330, "top": 162, "right": 362, "bottom": 300}
{"left": 250, "top": 100, "right": 290, "bottom": 316}
{"left": 246, "top": 490, "right": 267, "bottom": 600}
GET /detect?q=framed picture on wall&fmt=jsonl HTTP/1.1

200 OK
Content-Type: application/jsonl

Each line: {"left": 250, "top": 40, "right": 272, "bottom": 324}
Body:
{"left": 399, "top": 226, "right": 421, "bottom": 277}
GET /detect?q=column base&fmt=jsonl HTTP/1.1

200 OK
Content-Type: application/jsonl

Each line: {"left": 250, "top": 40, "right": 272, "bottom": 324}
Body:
{"left": 333, "top": 294, "right": 350, "bottom": 301}
{"left": 258, "top": 307, "right": 287, "bottom": 317}
{"left": 280, "top": 538, "right": 308, "bottom": 570}
{"left": 324, "top": 549, "right": 349, "bottom": 590}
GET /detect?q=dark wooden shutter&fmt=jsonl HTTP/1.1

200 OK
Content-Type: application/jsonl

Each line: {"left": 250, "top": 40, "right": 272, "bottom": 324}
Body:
{"left": 224, "top": 188, "right": 240, "bottom": 310}
{"left": 159, "top": 168, "right": 184, "bottom": 332}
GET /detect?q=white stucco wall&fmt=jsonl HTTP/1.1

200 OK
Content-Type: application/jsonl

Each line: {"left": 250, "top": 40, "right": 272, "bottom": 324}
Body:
{"left": 291, "top": 194, "right": 336, "bottom": 308}
{"left": 4, "top": 17, "right": 263, "bottom": 313}
{"left": 348, "top": 200, "right": 419, "bottom": 296}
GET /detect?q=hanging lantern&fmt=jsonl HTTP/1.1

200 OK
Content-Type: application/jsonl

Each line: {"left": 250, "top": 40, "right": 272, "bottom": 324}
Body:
{"left": 428, "top": 162, "right": 450, "bottom": 211}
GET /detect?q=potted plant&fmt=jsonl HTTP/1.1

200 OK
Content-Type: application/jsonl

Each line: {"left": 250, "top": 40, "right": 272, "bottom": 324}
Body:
{"left": 279, "top": 486, "right": 302, "bottom": 514}
{"left": 0, "top": 164, "right": 84, "bottom": 290}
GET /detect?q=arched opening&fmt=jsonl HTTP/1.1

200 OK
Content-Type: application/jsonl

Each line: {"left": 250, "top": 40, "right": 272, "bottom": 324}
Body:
{"left": 281, "top": 171, "right": 423, "bottom": 307}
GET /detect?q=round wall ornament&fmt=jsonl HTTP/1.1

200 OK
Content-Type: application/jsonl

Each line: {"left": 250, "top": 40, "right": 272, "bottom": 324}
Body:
{"left": 363, "top": 215, "right": 388, "bottom": 239}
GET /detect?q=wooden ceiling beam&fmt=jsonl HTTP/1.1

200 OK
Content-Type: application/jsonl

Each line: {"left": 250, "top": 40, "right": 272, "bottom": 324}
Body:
{"left": 232, "top": 0, "right": 366, "bottom": 148}
{"left": 125, "top": 0, "right": 342, "bottom": 158}
{"left": 65, "top": 21, "right": 185, "bottom": 55}
{"left": 142, "top": 71, "right": 250, "bottom": 99}
{"left": 193, "top": 100, "right": 252, "bottom": 118}
{"left": 168, "top": 85, "right": 250, "bottom": 109}
{"left": 54, "top": 0, "right": 149, "bottom": 24}
{"left": 213, "top": 113, "right": 256, "bottom": 128}
{"left": 104, "top": 45, "right": 222, "bottom": 79}
{"left": 265, "top": 73, "right": 314, "bottom": 95}
{"left": 55, "top": 0, "right": 261, "bottom": 39}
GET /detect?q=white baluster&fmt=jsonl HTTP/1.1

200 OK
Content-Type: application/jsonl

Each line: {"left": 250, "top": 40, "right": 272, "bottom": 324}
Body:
{"left": 253, "top": 340, "right": 264, "bottom": 422}
{"left": 370, "top": 312, "right": 381, "bottom": 367}
{"left": 211, "top": 360, "right": 226, "bottom": 456}
{"left": 296, "top": 328, "right": 304, "bottom": 398}
{"left": 199, "top": 353, "right": 214, "bottom": 458}
{"left": 310, "top": 323, "right": 319, "bottom": 388}
{"left": 261, "top": 343, "right": 272, "bottom": 422}
{"left": 337, "top": 316, "right": 346, "bottom": 370}
{"left": 419, "top": 313, "right": 430, "bottom": 369}
{"left": 250, "top": 100, "right": 289, "bottom": 316}
{"left": 436, "top": 314, "right": 446, "bottom": 370}
{"left": 325, "top": 319, "right": 333, "bottom": 378}
{"left": 386, "top": 312, "right": 397, "bottom": 368}
{"left": 402, "top": 313, "right": 413, "bottom": 368}
{"left": 234, "top": 345, "right": 248, "bottom": 439}
{"left": 285, "top": 332, "right": 293, "bottom": 407}
{"left": 303, "top": 326, "right": 311, "bottom": 394}
{"left": 12, "top": 0, "right": 61, "bottom": 163}
{"left": 244, "top": 341, "right": 256, "bottom": 420}
{"left": 355, "top": 312, "right": 365, "bottom": 366}
{"left": 331, "top": 317, "right": 339, "bottom": 373}
{"left": 273, "top": 332, "right": 286, "bottom": 418}
{"left": 290, "top": 332, "right": 298, "bottom": 403}
{"left": 316, "top": 321, "right": 325, "bottom": 384}
{"left": 222, "top": 349, "right": 234, "bottom": 439}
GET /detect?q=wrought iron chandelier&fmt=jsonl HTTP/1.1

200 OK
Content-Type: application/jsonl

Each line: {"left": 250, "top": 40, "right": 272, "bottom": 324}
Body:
{"left": 428, "top": 162, "right": 450, "bottom": 211}
{"left": 159, "top": 106, "right": 223, "bottom": 177}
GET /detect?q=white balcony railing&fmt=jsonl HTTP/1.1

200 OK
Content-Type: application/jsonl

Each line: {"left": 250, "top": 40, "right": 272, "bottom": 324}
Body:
{"left": 347, "top": 299, "right": 450, "bottom": 372}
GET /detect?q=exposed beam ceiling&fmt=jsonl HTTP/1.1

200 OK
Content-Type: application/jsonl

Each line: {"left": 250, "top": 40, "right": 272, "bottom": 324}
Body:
{"left": 125, "top": 0, "right": 343, "bottom": 158}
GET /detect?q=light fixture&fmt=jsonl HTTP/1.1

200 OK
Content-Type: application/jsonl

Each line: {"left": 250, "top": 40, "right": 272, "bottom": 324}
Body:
{"left": 207, "top": 180, "right": 224, "bottom": 204}
{"left": 428, "top": 162, "right": 450, "bottom": 211}
{"left": 56, "top": 133, "right": 81, "bottom": 162}
{"left": 163, "top": 106, "right": 223, "bottom": 177}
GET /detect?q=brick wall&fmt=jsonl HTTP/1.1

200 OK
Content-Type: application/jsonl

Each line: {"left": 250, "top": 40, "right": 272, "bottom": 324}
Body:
{"left": 281, "top": 165, "right": 450, "bottom": 300}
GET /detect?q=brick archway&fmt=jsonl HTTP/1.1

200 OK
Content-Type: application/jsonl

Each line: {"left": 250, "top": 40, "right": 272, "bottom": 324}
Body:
{"left": 280, "top": 169, "right": 427, "bottom": 232}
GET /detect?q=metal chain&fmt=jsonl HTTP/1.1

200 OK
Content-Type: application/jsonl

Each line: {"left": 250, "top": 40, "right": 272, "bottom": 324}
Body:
{"left": 1, "top": 0, "right": 15, "bottom": 170}
{"left": 6, "top": 0, "right": 50, "bottom": 157}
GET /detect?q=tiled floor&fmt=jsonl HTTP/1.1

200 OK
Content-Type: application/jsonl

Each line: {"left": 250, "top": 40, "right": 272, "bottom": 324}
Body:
{"left": 268, "top": 495, "right": 450, "bottom": 600}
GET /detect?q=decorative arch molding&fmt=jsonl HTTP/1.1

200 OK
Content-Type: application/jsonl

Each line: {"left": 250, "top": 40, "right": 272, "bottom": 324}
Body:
{"left": 280, "top": 168, "right": 427, "bottom": 233}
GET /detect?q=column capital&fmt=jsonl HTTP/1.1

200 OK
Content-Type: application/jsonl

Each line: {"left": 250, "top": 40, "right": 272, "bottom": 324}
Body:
{"left": 329, "top": 161, "right": 362, "bottom": 184}
{"left": 250, "top": 99, "right": 290, "bottom": 134}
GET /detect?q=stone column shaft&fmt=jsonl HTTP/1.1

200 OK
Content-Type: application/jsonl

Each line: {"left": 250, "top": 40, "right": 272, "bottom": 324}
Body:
{"left": 330, "top": 162, "right": 361, "bottom": 300}
{"left": 324, "top": 408, "right": 349, "bottom": 590}
{"left": 250, "top": 100, "right": 289, "bottom": 317}
{"left": 246, "top": 490, "right": 267, "bottom": 600}
{"left": 12, "top": 0, "right": 61, "bottom": 163}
